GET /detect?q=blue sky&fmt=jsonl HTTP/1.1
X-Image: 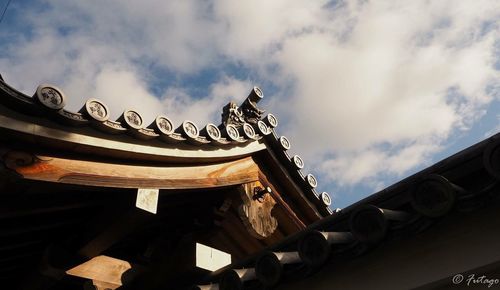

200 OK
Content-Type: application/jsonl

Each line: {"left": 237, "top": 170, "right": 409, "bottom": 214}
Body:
{"left": 0, "top": 0, "right": 499, "bottom": 209}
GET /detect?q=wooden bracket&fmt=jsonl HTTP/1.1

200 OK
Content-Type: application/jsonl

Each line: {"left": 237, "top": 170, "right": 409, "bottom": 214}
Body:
{"left": 66, "top": 255, "right": 140, "bottom": 290}
{"left": 238, "top": 181, "right": 278, "bottom": 239}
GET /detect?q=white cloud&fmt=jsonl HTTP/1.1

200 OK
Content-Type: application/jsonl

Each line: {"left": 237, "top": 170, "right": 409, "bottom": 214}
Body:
{"left": 212, "top": 0, "right": 329, "bottom": 62}
{"left": 270, "top": 0, "right": 500, "bottom": 188}
{"left": 160, "top": 76, "right": 252, "bottom": 126}
{"left": 320, "top": 140, "right": 440, "bottom": 187}
{"left": 0, "top": 0, "right": 499, "bottom": 197}
{"left": 94, "top": 68, "right": 164, "bottom": 120}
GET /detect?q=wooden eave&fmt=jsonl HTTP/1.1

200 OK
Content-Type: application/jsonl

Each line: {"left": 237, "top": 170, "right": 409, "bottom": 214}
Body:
{"left": 0, "top": 81, "right": 266, "bottom": 164}
{"left": 0, "top": 78, "right": 331, "bottom": 218}
{"left": 1, "top": 73, "right": 338, "bottom": 288}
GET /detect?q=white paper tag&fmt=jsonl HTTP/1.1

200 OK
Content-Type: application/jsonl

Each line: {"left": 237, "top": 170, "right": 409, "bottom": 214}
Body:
{"left": 136, "top": 188, "right": 159, "bottom": 214}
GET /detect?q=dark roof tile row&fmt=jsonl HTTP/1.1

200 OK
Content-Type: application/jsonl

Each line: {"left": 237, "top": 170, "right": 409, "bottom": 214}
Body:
{"left": 194, "top": 133, "right": 500, "bottom": 290}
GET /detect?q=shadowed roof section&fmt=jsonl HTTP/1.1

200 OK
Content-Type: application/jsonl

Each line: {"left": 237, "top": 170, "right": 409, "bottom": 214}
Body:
{"left": 194, "top": 131, "right": 500, "bottom": 290}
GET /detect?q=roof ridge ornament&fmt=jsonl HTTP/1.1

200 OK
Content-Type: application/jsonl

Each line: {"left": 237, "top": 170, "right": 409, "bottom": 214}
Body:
{"left": 118, "top": 109, "right": 144, "bottom": 130}
{"left": 221, "top": 87, "right": 265, "bottom": 127}
{"left": 264, "top": 113, "right": 278, "bottom": 128}
{"left": 203, "top": 123, "right": 222, "bottom": 141}
{"left": 150, "top": 115, "right": 174, "bottom": 135}
{"left": 256, "top": 120, "right": 271, "bottom": 135}
{"left": 182, "top": 120, "right": 200, "bottom": 139}
{"left": 82, "top": 98, "right": 109, "bottom": 122}
{"left": 35, "top": 84, "right": 66, "bottom": 110}
{"left": 240, "top": 86, "right": 265, "bottom": 124}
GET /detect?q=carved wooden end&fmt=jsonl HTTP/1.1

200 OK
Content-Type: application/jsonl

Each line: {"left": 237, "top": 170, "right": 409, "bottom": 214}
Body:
{"left": 238, "top": 181, "right": 278, "bottom": 239}
{"left": 66, "top": 255, "right": 134, "bottom": 290}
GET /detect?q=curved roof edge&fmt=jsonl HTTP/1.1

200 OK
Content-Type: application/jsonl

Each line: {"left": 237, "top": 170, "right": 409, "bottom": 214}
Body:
{"left": 0, "top": 80, "right": 272, "bottom": 150}
{"left": 0, "top": 77, "right": 333, "bottom": 215}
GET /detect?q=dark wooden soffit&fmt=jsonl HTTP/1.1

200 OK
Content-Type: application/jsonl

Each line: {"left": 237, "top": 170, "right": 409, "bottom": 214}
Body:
{"left": 1, "top": 149, "right": 316, "bottom": 228}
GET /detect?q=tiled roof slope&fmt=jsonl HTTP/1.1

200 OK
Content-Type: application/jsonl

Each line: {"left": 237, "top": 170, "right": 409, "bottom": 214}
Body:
{"left": 0, "top": 80, "right": 272, "bottom": 145}
{"left": 194, "top": 131, "right": 500, "bottom": 290}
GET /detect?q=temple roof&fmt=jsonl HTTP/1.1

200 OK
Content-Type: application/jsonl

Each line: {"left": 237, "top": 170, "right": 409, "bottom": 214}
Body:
{"left": 193, "top": 130, "right": 500, "bottom": 289}
{"left": 0, "top": 80, "right": 271, "bottom": 160}
{"left": 0, "top": 77, "right": 332, "bottom": 215}
{"left": 1, "top": 74, "right": 499, "bottom": 289}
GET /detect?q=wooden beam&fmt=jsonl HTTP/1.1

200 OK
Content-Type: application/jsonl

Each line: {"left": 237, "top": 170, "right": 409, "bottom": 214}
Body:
{"left": 255, "top": 152, "right": 326, "bottom": 221}
{"left": 258, "top": 171, "right": 307, "bottom": 230}
{"left": 66, "top": 255, "right": 138, "bottom": 290}
{"left": 4, "top": 152, "right": 260, "bottom": 189}
{"left": 237, "top": 181, "right": 278, "bottom": 239}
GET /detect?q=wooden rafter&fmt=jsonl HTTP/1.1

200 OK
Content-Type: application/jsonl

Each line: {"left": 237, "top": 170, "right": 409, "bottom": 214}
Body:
{"left": 4, "top": 152, "right": 260, "bottom": 189}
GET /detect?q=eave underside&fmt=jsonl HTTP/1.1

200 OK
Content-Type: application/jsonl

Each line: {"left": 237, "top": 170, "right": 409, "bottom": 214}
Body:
{"left": 0, "top": 179, "right": 308, "bottom": 289}
{"left": 0, "top": 104, "right": 267, "bottom": 164}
